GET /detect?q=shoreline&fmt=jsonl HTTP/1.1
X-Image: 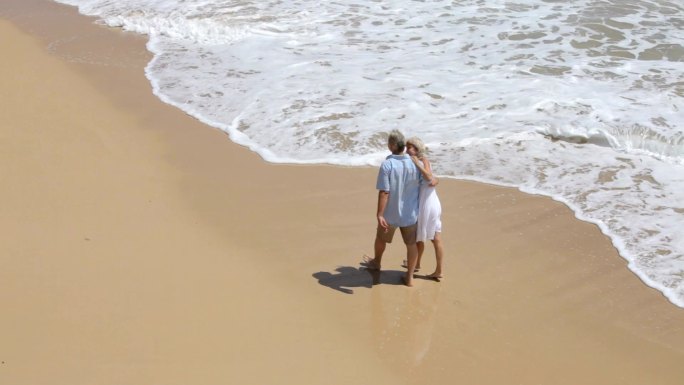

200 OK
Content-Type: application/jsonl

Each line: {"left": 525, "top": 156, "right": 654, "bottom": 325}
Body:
{"left": 45, "top": 0, "right": 684, "bottom": 310}
{"left": 2, "top": 1, "right": 684, "bottom": 384}
{"left": 10, "top": 0, "right": 683, "bottom": 309}
{"left": 38, "top": 0, "right": 684, "bottom": 309}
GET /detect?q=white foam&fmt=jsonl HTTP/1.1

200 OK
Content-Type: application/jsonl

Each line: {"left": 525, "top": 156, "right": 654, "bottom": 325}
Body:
{"left": 54, "top": 0, "right": 684, "bottom": 307}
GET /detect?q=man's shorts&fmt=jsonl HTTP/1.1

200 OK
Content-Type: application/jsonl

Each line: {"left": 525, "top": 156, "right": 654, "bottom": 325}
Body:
{"left": 376, "top": 223, "right": 418, "bottom": 245}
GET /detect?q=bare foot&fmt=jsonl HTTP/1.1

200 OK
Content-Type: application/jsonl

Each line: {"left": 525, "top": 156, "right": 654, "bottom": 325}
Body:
{"left": 361, "top": 255, "right": 381, "bottom": 271}
{"left": 401, "top": 274, "right": 414, "bottom": 287}
{"left": 401, "top": 259, "right": 420, "bottom": 272}
{"left": 426, "top": 272, "right": 443, "bottom": 282}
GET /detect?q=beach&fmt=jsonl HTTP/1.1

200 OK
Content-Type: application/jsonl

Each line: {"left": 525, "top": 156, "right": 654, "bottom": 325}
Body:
{"left": 1, "top": 1, "right": 684, "bottom": 384}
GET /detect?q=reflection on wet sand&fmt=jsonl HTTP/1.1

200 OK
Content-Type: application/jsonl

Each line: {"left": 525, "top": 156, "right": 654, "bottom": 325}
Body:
{"left": 370, "top": 282, "right": 442, "bottom": 376}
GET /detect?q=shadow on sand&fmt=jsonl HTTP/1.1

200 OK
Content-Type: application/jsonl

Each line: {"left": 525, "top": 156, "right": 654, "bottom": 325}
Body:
{"left": 312, "top": 266, "right": 406, "bottom": 294}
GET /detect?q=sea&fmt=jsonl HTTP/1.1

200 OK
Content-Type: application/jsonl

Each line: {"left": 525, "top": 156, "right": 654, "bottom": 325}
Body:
{"left": 53, "top": 0, "right": 684, "bottom": 307}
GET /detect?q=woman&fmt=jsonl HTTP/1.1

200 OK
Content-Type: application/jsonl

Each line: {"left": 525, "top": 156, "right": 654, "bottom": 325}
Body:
{"left": 405, "top": 137, "right": 444, "bottom": 280}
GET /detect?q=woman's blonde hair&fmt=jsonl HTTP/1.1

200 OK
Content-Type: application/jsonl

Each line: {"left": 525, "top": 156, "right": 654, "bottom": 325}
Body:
{"left": 406, "top": 137, "right": 427, "bottom": 157}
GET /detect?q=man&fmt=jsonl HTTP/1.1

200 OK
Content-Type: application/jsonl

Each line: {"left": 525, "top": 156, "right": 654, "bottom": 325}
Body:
{"left": 363, "top": 129, "right": 421, "bottom": 286}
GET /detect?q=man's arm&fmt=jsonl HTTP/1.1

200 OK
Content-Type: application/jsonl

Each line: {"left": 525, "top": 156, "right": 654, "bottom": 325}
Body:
{"left": 377, "top": 190, "right": 389, "bottom": 231}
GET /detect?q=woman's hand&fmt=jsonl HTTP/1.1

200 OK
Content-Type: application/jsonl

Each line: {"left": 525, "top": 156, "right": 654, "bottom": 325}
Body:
{"left": 410, "top": 155, "right": 421, "bottom": 165}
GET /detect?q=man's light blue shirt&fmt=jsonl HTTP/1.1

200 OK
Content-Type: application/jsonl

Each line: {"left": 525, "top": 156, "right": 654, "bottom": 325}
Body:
{"left": 376, "top": 154, "right": 421, "bottom": 227}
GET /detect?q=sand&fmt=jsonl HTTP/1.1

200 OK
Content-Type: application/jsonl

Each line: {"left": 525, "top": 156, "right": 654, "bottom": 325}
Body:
{"left": 1, "top": 1, "right": 683, "bottom": 384}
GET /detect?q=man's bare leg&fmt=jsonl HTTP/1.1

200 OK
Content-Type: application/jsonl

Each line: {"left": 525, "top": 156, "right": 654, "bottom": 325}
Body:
{"left": 402, "top": 241, "right": 423, "bottom": 271}
{"left": 404, "top": 243, "right": 419, "bottom": 286}
{"left": 364, "top": 235, "right": 386, "bottom": 270}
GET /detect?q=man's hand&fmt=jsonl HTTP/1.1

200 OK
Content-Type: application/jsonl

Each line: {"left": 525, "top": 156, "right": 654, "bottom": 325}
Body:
{"left": 376, "top": 190, "right": 390, "bottom": 232}
{"left": 377, "top": 215, "right": 389, "bottom": 232}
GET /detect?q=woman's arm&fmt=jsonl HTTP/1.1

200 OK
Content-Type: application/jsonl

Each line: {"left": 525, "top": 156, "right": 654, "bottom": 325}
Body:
{"left": 411, "top": 156, "right": 439, "bottom": 186}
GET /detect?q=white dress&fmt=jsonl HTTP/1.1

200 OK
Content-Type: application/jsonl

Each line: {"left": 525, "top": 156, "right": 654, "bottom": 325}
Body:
{"left": 416, "top": 183, "right": 442, "bottom": 242}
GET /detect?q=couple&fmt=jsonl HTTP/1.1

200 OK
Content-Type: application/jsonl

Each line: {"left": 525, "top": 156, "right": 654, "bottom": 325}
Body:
{"left": 363, "top": 130, "right": 444, "bottom": 287}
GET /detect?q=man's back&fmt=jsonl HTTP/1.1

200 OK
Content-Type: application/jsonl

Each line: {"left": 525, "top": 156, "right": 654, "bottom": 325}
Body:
{"left": 376, "top": 154, "right": 421, "bottom": 227}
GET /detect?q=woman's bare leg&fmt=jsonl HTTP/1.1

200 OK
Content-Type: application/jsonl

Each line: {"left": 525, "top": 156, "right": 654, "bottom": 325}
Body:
{"left": 416, "top": 241, "right": 425, "bottom": 270}
{"left": 428, "top": 233, "right": 444, "bottom": 278}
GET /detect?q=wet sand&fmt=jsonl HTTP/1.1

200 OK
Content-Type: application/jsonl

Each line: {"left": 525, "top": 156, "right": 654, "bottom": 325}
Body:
{"left": 1, "top": 1, "right": 683, "bottom": 384}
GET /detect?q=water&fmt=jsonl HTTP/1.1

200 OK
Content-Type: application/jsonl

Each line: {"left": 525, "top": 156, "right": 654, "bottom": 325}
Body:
{"left": 54, "top": 0, "right": 684, "bottom": 307}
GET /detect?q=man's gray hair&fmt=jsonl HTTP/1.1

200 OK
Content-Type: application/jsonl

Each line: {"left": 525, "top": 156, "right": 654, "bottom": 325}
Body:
{"left": 388, "top": 129, "right": 406, "bottom": 152}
